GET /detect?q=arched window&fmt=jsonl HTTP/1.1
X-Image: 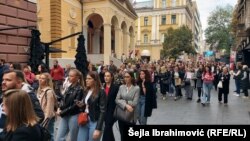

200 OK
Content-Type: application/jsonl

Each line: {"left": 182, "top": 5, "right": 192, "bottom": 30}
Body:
{"left": 162, "top": 0, "right": 166, "bottom": 8}
{"left": 172, "top": 0, "right": 176, "bottom": 7}
{"left": 144, "top": 34, "right": 148, "bottom": 43}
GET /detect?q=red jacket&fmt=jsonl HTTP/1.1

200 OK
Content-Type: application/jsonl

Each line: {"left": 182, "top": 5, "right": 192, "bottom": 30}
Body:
{"left": 50, "top": 65, "right": 64, "bottom": 81}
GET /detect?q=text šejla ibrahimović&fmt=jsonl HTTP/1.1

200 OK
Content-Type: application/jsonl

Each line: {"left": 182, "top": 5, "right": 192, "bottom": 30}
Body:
{"left": 128, "top": 128, "right": 205, "bottom": 138}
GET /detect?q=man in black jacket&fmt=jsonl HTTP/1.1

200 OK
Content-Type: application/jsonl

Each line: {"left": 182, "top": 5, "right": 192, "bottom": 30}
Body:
{"left": 1, "top": 70, "right": 44, "bottom": 123}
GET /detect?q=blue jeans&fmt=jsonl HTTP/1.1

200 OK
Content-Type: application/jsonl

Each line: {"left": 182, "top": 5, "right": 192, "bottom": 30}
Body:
{"left": 169, "top": 83, "right": 174, "bottom": 94}
{"left": 77, "top": 116, "right": 100, "bottom": 141}
{"left": 137, "top": 96, "right": 147, "bottom": 125}
{"left": 55, "top": 115, "right": 78, "bottom": 141}
{"left": 202, "top": 83, "right": 213, "bottom": 103}
{"left": 48, "top": 117, "right": 55, "bottom": 141}
{"left": 235, "top": 79, "right": 241, "bottom": 94}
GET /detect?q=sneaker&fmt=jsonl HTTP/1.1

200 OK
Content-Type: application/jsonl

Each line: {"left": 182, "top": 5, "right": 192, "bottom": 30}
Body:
{"left": 224, "top": 103, "right": 228, "bottom": 106}
{"left": 197, "top": 99, "right": 201, "bottom": 103}
{"left": 162, "top": 96, "right": 166, "bottom": 100}
{"left": 233, "top": 93, "right": 240, "bottom": 96}
{"left": 201, "top": 103, "right": 205, "bottom": 106}
{"left": 218, "top": 101, "right": 223, "bottom": 104}
{"left": 242, "top": 96, "right": 249, "bottom": 99}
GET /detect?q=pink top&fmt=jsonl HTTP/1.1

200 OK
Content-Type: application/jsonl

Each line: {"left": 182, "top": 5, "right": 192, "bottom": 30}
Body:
{"left": 202, "top": 72, "right": 214, "bottom": 84}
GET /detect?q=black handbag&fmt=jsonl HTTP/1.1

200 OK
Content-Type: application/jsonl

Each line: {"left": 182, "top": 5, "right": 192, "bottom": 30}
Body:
{"left": 113, "top": 92, "right": 136, "bottom": 124}
{"left": 113, "top": 105, "right": 134, "bottom": 123}
{"left": 39, "top": 121, "right": 52, "bottom": 141}
{"left": 162, "top": 79, "right": 170, "bottom": 85}
{"left": 184, "top": 79, "right": 191, "bottom": 86}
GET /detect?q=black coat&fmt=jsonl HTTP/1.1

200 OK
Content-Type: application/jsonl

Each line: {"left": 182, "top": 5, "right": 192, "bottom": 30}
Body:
{"left": 60, "top": 84, "right": 84, "bottom": 117}
{"left": 104, "top": 83, "right": 119, "bottom": 125}
{"left": 218, "top": 73, "right": 230, "bottom": 94}
{"left": 241, "top": 70, "right": 249, "bottom": 90}
{"left": 83, "top": 89, "right": 106, "bottom": 130}
{"left": 138, "top": 81, "right": 157, "bottom": 117}
{"left": 1, "top": 124, "right": 41, "bottom": 141}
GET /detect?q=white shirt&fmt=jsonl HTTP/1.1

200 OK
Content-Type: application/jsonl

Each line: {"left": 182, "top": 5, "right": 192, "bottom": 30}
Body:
{"left": 126, "top": 85, "right": 132, "bottom": 93}
{"left": 85, "top": 90, "right": 92, "bottom": 113}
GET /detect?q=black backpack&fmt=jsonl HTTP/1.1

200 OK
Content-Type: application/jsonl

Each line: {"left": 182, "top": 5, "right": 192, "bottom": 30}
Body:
{"left": 39, "top": 124, "right": 51, "bottom": 141}
{"left": 28, "top": 91, "right": 45, "bottom": 123}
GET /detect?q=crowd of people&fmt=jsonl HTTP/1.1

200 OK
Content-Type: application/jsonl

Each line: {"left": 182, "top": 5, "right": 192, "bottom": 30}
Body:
{"left": 0, "top": 58, "right": 249, "bottom": 141}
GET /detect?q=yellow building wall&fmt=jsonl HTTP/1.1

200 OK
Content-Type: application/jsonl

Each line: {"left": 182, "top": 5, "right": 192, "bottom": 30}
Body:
{"left": 37, "top": 0, "right": 51, "bottom": 42}
{"left": 135, "top": 0, "right": 192, "bottom": 61}
{"left": 61, "top": 0, "right": 82, "bottom": 58}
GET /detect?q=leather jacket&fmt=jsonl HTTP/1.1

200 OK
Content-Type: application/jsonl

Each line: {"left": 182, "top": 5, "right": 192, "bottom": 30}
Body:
{"left": 84, "top": 89, "right": 106, "bottom": 130}
{"left": 60, "top": 84, "right": 84, "bottom": 117}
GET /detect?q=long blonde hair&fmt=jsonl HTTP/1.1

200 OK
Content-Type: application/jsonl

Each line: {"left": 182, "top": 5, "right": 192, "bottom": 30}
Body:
{"left": 69, "top": 68, "right": 85, "bottom": 89}
{"left": 3, "top": 89, "right": 38, "bottom": 132}
{"left": 38, "top": 73, "right": 53, "bottom": 91}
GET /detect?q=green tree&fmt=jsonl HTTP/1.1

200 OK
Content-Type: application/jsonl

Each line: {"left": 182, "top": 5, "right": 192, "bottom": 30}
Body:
{"left": 205, "top": 5, "right": 234, "bottom": 54}
{"left": 231, "top": 5, "right": 239, "bottom": 51}
{"left": 161, "top": 26, "right": 195, "bottom": 59}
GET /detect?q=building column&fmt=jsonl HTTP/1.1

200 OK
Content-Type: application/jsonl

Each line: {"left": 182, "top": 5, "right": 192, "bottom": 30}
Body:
{"left": 178, "top": 14, "right": 181, "bottom": 26}
{"left": 93, "top": 28, "right": 101, "bottom": 54}
{"left": 153, "top": 0, "right": 157, "bottom": 8}
{"left": 151, "top": 15, "right": 156, "bottom": 44}
{"left": 156, "top": 15, "right": 160, "bottom": 42}
{"left": 104, "top": 24, "right": 111, "bottom": 64}
{"left": 83, "top": 25, "right": 88, "bottom": 53}
{"left": 131, "top": 35, "right": 135, "bottom": 58}
{"left": 183, "top": 0, "right": 186, "bottom": 5}
{"left": 123, "top": 31, "right": 129, "bottom": 57}
{"left": 115, "top": 27, "right": 122, "bottom": 59}
{"left": 182, "top": 13, "right": 186, "bottom": 25}
{"left": 137, "top": 17, "right": 141, "bottom": 45}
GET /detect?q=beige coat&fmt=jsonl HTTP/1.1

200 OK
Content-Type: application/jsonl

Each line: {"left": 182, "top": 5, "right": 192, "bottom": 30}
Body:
{"left": 37, "top": 87, "right": 56, "bottom": 120}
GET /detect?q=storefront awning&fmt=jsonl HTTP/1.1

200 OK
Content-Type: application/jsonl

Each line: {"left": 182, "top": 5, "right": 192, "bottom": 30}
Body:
{"left": 141, "top": 50, "right": 150, "bottom": 56}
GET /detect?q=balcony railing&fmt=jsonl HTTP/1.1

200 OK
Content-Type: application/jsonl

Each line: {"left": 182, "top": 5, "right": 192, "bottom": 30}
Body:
{"left": 136, "top": 40, "right": 162, "bottom": 46}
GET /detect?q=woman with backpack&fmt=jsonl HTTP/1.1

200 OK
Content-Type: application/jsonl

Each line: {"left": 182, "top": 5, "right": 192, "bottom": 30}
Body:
{"left": 37, "top": 72, "right": 57, "bottom": 141}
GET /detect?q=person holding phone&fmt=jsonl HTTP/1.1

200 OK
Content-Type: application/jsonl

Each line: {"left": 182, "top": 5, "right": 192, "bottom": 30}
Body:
{"left": 137, "top": 70, "right": 156, "bottom": 125}
{"left": 76, "top": 71, "right": 106, "bottom": 141}
{"left": 55, "top": 69, "right": 84, "bottom": 141}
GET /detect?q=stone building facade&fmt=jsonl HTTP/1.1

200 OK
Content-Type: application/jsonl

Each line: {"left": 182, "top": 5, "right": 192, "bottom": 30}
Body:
{"left": 37, "top": 0, "right": 137, "bottom": 65}
{"left": 0, "top": 0, "right": 37, "bottom": 63}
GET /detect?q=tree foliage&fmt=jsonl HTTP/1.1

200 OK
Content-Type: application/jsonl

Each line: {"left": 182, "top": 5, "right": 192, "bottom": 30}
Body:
{"left": 161, "top": 26, "right": 195, "bottom": 59}
{"left": 28, "top": 29, "right": 46, "bottom": 73}
{"left": 231, "top": 5, "right": 239, "bottom": 50}
{"left": 74, "top": 35, "right": 88, "bottom": 79}
{"left": 205, "top": 5, "right": 234, "bottom": 54}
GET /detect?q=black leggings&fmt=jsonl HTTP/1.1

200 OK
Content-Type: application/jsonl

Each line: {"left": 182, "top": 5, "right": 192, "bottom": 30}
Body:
{"left": 197, "top": 87, "right": 202, "bottom": 98}
{"left": 118, "top": 120, "right": 135, "bottom": 141}
{"left": 243, "top": 89, "right": 249, "bottom": 97}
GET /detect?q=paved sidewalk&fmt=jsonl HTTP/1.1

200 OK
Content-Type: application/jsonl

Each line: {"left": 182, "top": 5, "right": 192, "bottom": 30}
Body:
{"left": 147, "top": 78, "right": 250, "bottom": 125}
{"left": 113, "top": 78, "right": 250, "bottom": 140}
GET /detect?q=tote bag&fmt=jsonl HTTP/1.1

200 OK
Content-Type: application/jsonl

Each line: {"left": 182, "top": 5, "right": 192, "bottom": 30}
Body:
{"left": 217, "top": 81, "right": 223, "bottom": 88}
